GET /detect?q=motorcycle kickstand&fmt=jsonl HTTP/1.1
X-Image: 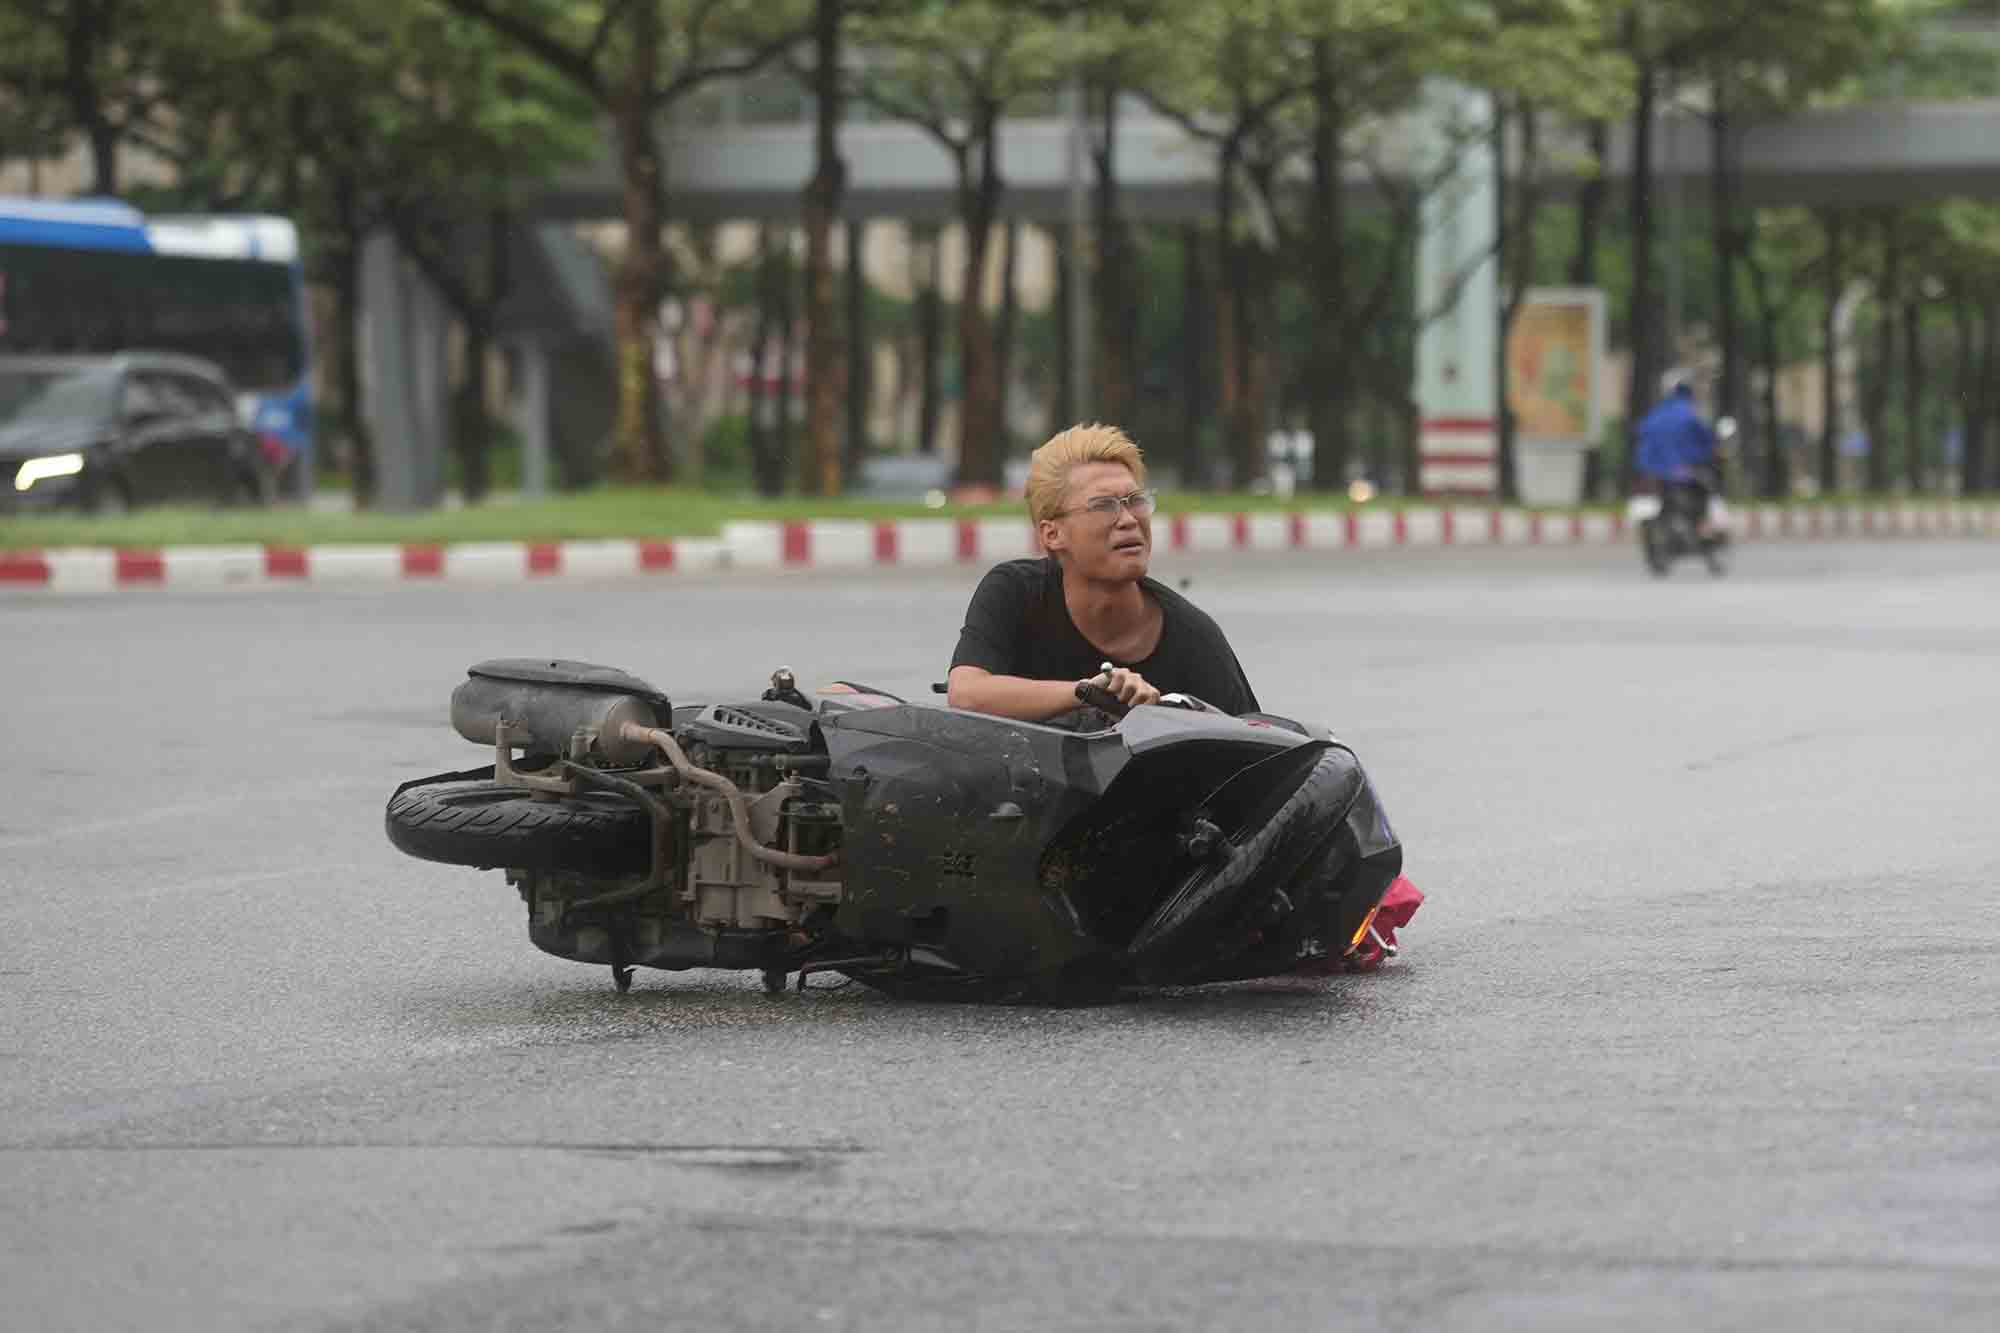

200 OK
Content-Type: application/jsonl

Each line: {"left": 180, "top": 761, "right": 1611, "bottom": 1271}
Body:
{"left": 611, "top": 964, "right": 634, "bottom": 994}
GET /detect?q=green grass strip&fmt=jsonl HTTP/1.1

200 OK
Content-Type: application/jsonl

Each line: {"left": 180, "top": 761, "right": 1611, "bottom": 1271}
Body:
{"left": 0, "top": 485, "right": 1428, "bottom": 550}
{"left": 3, "top": 482, "right": 1929, "bottom": 551}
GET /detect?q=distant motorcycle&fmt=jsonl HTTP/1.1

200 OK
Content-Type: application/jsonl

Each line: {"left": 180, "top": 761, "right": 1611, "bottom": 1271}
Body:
{"left": 1629, "top": 417, "right": 1735, "bottom": 578}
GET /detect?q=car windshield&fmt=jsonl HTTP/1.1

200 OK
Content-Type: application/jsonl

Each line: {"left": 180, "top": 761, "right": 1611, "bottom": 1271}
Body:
{"left": 0, "top": 367, "right": 120, "bottom": 428}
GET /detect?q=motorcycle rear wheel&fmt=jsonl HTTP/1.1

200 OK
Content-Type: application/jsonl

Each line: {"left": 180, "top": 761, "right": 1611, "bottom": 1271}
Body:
{"left": 1640, "top": 521, "right": 1671, "bottom": 576}
{"left": 385, "top": 780, "right": 653, "bottom": 873}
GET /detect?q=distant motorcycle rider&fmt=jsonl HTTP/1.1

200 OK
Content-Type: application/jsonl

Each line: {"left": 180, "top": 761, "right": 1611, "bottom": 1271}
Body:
{"left": 1635, "top": 371, "right": 1720, "bottom": 536}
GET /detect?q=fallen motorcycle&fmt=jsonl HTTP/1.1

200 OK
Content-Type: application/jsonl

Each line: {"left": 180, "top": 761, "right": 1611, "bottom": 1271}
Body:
{"left": 384, "top": 658, "right": 1405, "bottom": 1002}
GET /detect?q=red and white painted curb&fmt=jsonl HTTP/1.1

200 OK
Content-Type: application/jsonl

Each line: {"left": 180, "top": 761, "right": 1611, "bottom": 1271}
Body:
{"left": 3, "top": 502, "right": 1995, "bottom": 594}
{"left": 0, "top": 537, "right": 721, "bottom": 595}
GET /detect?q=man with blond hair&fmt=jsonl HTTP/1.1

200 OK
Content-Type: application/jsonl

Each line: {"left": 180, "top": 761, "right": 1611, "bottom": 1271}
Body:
{"left": 947, "top": 423, "right": 1258, "bottom": 721}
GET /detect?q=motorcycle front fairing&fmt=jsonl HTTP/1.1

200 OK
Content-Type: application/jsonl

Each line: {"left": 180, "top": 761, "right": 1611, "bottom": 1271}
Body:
{"left": 822, "top": 703, "right": 1402, "bottom": 988}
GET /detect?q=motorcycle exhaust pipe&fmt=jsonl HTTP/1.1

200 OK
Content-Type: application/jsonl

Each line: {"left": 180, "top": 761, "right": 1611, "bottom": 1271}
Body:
{"left": 451, "top": 676, "right": 662, "bottom": 766}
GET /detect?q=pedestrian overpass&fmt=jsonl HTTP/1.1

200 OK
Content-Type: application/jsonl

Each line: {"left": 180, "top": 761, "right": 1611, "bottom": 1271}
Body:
{"left": 529, "top": 97, "right": 2000, "bottom": 224}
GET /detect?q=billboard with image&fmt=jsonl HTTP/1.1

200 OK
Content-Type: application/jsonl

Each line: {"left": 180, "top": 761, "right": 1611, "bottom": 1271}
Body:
{"left": 1507, "top": 288, "right": 1605, "bottom": 447}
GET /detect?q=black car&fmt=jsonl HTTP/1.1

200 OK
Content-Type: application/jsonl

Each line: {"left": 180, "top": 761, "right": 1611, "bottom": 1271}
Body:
{"left": 0, "top": 352, "right": 268, "bottom": 514}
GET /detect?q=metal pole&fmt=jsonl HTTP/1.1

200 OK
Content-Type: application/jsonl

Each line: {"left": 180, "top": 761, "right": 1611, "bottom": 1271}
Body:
{"left": 1666, "top": 84, "right": 1683, "bottom": 363}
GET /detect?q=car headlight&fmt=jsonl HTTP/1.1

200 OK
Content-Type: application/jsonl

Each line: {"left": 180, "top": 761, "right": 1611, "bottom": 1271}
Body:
{"left": 13, "top": 453, "right": 86, "bottom": 492}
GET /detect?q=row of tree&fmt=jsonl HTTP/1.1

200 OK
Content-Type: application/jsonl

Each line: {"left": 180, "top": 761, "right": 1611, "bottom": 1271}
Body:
{"left": 4, "top": 1, "right": 1997, "bottom": 499}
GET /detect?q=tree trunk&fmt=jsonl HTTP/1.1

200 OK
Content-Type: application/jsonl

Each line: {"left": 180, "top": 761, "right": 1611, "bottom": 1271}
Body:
{"left": 1976, "top": 301, "right": 1999, "bottom": 494}
{"left": 1568, "top": 120, "right": 1608, "bottom": 286}
{"left": 1090, "top": 74, "right": 1136, "bottom": 427}
{"left": 1233, "top": 145, "right": 1279, "bottom": 491}
{"left": 1621, "top": 53, "right": 1658, "bottom": 497}
{"left": 1863, "top": 216, "right": 1896, "bottom": 493}
{"left": 1363, "top": 394, "right": 1386, "bottom": 486}
{"left": 85, "top": 122, "right": 118, "bottom": 197}
{"left": 1181, "top": 222, "right": 1206, "bottom": 483}
{"left": 1493, "top": 101, "right": 1515, "bottom": 503}
{"left": 1494, "top": 99, "right": 1539, "bottom": 505}
{"left": 914, "top": 223, "right": 942, "bottom": 454}
{"left": 610, "top": 0, "right": 667, "bottom": 482}
{"left": 329, "top": 231, "right": 376, "bottom": 506}
{"left": 953, "top": 120, "right": 1005, "bottom": 487}
{"left": 1952, "top": 297, "right": 1976, "bottom": 495}
{"left": 775, "top": 230, "right": 797, "bottom": 487}
{"left": 1228, "top": 151, "right": 1279, "bottom": 490}
{"left": 62, "top": 5, "right": 118, "bottom": 197}
{"left": 1237, "top": 236, "right": 1274, "bottom": 489}
{"left": 1399, "top": 393, "right": 1421, "bottom": 498}
{"left": 1819, "top": 211, "right": 1844, "bottom": 494}
{"left": 1902, "top": 298, "right": 1923, "bottom": 492}
{"left": 748, "top": 223, "right": 782, "bottom": 495}
{"left": 1214, "top": 137, "right": 1243, "bottom": 490}
{"left": 455, "top": 321, "right": 492, "bottom": 503}
{"left": 278, "top": 2, "right": 306, "bottom": 215}
{"left": 1710, "top": 90, "right": 1743, "bottom": 441}
{"left": 451, "top": 209, "right": 509, "bottom": 504}
{"left": 844, "top": 218, "right": 870, "bottom": 479}
{"left": 996, "top": 216, "right": 1019, "bottom": 448}
{"left": 1745, "top": 246, "right": 1786, "bottom": 499}
{"left": 801, "top": 0, "right": 846, "bottom": 496}
{"left": 955, "top": 215, "right": 1000, "bottom": 484}
{"left": 1305, "top": 38, "right": 1350, "bottom": 493}
{"left": 1050, "top": 225, "right": 1073, "bottom": 435}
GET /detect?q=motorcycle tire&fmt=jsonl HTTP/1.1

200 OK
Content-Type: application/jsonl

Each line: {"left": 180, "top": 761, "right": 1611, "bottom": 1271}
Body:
{"left": 1123, "top": 747, "right": 1360, "bottom": 986}
{"left": 1640, "top": 521, "right": 1670, "bottom": 577}
{"left": 385, "top": 780, "right": 653, "bottom": 874}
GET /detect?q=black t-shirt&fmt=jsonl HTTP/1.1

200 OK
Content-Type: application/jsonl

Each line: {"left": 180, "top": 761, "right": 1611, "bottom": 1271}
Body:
{"left": 950, "top": 557, "right": 1260, "bottom": 715}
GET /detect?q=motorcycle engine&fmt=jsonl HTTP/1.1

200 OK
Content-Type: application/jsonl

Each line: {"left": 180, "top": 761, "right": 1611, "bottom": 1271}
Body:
{"left": 673, "top": 701, "right": 842, "bottom": 928}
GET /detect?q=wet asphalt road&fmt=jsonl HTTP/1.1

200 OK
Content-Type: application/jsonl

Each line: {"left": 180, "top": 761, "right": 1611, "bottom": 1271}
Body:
{"left": 3, "top": 537, "right": 1997, "bottom": 1332}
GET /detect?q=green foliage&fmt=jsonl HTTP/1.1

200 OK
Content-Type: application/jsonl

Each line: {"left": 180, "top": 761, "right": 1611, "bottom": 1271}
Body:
{"left": 0, "top": 0, "right": 251, "bottom": 191}
{"left": 442, "top": 0, "right": 814, "bottom": 105}
{"left": 700, "top": 413, "right": 755, "bottom": 488}
{"left": 851, "top": 1, "right": 1097, "bottom": 135}
{"left": 2, "top": 0, "right": 1992, "bottom": 500}
{"left": 1465, "top": 3, "right": 1633, "bottom": 121}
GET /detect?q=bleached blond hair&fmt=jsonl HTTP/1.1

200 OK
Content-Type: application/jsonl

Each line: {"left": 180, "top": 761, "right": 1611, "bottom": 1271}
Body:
{"left": 1024, "top": 423, "right": 1148, "bottom": 525}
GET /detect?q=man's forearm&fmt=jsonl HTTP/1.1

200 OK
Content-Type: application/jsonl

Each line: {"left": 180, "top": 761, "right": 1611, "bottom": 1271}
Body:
{"left": 946, "top": 667, "right": 1083, "bottom": 721}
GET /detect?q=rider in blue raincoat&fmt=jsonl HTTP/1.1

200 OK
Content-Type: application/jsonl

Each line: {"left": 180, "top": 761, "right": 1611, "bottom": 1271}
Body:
{"left": 1635, "top": 373, "right": 1719, "bottom": 534}
{"left": 1635, "top": 376, "right": 1717, "bottom": 481}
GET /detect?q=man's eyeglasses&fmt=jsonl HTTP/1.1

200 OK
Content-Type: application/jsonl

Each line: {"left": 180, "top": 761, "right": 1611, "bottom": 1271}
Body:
{"left": 1060, "top": 488, "right": 1158, "bottom": 520}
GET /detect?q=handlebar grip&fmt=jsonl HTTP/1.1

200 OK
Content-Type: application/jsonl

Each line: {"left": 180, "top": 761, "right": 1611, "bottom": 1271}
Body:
{"left": 1074, "top": 680, "right": 1131, "bottom": 716}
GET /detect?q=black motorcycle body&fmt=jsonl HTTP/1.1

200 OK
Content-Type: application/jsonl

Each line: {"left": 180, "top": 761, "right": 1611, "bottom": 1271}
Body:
{"left": 1631, "top": 474, "right": 1730, "bottom": 577}
{"left": 386, "top": 659, "right": 1403, "bottom": 1001}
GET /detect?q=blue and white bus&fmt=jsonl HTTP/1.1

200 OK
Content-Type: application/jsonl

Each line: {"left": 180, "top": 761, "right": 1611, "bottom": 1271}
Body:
{"left": 0, "top": 196, "right": 315, "bottom": 495}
